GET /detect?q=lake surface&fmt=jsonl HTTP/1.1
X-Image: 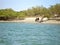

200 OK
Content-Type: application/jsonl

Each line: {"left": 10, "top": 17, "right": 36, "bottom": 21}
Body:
{"left": 0, "top": 22, "right": 60, "bottom": 45}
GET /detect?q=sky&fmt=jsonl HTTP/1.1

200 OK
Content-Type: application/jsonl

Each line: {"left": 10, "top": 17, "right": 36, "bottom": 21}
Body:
{"left": 0, "top": 0, "right": 60, "bottom": 11}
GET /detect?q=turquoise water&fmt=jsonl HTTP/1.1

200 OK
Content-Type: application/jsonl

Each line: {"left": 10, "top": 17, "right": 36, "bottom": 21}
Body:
{"left": 0, "top": 22, "right": 60, "bottom": 45}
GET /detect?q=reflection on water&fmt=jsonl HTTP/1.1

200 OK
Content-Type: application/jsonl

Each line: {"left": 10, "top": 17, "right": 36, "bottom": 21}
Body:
{"left": 0, "top": 23, "right": 60, "bottom": 45}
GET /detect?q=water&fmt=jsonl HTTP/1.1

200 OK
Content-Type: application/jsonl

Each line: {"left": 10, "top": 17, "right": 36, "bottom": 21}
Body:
{"left": 0, "top": 22, "right": 60, "bottom": 45}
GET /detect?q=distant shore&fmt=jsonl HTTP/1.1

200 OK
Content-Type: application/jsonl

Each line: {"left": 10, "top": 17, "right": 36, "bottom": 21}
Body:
{"left": 0, "top": 20, "right": 60, "bottom": 24}
{"left": 0, "top": 17, "right": 60, "bottom": 24}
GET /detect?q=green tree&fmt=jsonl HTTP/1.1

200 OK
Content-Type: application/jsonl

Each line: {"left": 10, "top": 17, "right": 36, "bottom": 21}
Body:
{"left": 49, "top": 4, "right": 60, "bottom": 16}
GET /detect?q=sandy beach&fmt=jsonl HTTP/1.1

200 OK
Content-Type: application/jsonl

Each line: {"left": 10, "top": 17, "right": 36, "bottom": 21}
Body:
{"left": 0, "top": 17, "right": 60, "bottom": 24}
{"left": 42, "top": 20, "right": 60, "bottom": 24}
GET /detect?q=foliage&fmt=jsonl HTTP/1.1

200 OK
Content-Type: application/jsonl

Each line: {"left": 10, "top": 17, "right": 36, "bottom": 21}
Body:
{"left": 0, "top": 4, "right": 60, "bottom": 20}
{"left": 49, "top": 4, "right": 60, "bottom": 16}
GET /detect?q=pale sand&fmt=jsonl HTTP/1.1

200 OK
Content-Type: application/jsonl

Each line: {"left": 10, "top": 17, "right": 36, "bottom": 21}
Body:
{"left": 0, "top": 17, "right": 60, "bottom": 24}
{"left": 0, "top": 20, "right": 25, "bottom": 22}
{"left": 42, "top": 20, "right": 60, "bottom": 24}
{"left": 0, "top": 17, "right": 37, "bottom": 23}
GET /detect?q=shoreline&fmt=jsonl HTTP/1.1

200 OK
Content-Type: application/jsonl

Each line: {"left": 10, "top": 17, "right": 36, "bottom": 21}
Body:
{"left": 0, "top": 20, "right": 60, "bottom": 24}
{"left": 0, "top": 17, "right": 60, "bottom": 24}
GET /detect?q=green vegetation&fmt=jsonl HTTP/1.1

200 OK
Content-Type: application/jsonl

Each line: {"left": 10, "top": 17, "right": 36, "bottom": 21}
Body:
{"left": 0, "top": 4, "right": 60, "bottom": 20}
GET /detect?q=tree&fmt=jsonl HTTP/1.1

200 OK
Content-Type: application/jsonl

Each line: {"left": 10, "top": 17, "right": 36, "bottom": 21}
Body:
{"left": 49, "top": 4, "right": 60, "bottom": 16}
{"left": 0, "top": 8, "right": 17, "bottom": 20}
